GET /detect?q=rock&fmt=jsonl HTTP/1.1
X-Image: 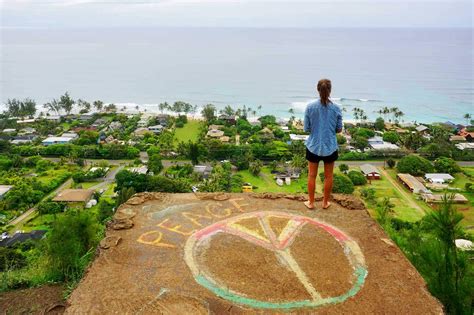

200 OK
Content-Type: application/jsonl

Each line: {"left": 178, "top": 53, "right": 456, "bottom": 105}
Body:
{"left": 194, "top": 192, "right": 230, "bottom": 201}
{"left": 332, "top": 194, "right": 365, "bottom": 210}
{"left": 107, "top": 218, "right": 133, "bottom": 230}
{"left": 99, "top": 236, "right": 122, "bottom": 249}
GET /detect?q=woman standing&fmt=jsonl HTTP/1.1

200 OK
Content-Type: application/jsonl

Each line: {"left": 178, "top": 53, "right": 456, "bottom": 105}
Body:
{"left": 303, "top": 79, "right": 343, "bottom": 210}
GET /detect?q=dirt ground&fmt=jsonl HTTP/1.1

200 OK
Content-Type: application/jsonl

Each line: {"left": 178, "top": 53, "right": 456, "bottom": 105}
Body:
{"left": 0, "top": 284, "right": 65, "bottom": 314}
{"left": 65, "top": 192, "right": 443, "bottom": 314}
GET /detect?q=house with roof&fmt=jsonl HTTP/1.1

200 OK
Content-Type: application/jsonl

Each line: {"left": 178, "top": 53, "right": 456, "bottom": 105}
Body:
{"left": 133, "top": 127, "right": 151, "bottom": 137}
{"left": 456, "top": 143, "right": 474, "bottom": 150}
{"left": 53, "top": 189, "right": 94, "bottom": 206}
{"left": 19, "top": 127, "right": 36, "bottom": 135}
{"left": 10, "top": 135, "right": 37, "bottom": 145}
{"left": 0, "top": 230, "right": 47, "bottom": 248}
{"left": 421, "top": 193, "right": 468, "bottom": 204}
{"left": 289, "top": 134, "right": 309, "bottom": 141}
{"left": 397, "top": 173, "right": 430, "bottom": 194}
{"left": 130, "top": 165, "right": 148, "bottom": 175}
{"left": 148, "top": 125, "right": 164, "bottom": 134}
{"left": 194, "top": 165, "right": 213, "bottom": 179}
{"left": 42, "top": 136, "right": 74, "bottom": 146}
{"left": 2, "top": 128, "right": 16, "bottom": 134}
{"left": 368, "top": 136, "right": 400, "bottom": 151}
{"left": 415, "top": 125, "right": 429, "bottom": 133}
{"left": 450, "top": 135, "right": 466, "bottom": 142}
{"left": 218, "top": 115, "right": 237, "bottom": 125}
{"left": 61, "top": 132, "right": 78, "bottom": 139}
{"left": 360, "top": 164, "right": 381, "bottom": 180}
{"left": 424, "top": 173, "right": 455, "bottom": 184}
{"left": 16, "top": 118, "right": 37, "bottom": 124}
{"left": 207, "top": 129, "right": 225, "bottom": 138}
{"left": 459, "top": 128, "right": 474, "bottom": 142}
{"left": 0, "top": 185, "right": 13, "bottom": 200}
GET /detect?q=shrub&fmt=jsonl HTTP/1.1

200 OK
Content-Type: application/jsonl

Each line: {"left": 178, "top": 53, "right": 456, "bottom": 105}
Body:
{"left": 97, "top": 199, "right": 114, "bottom": 222}
{"left": 347, "top": 170, "right": 367, "bottom": 185}
{"left": 374, "top": 117, "right": 385, "bottom": 131}
{"left": 338, "top": 164, "right": 349, "bottom": 173}
{"left": 319, "top": 173, "right": 354, "bottom": 194}
{"left": 387, "top": 158, "right": 396, "bottom": 168}
{"left": 46, "top": 210, "right": 100, "bottom": 282}
{"left": 383, "top": 131, "right": 399, "bottom": 144}
{"left": 433, "top": 157, "right": 461, "bottom": 174}
{"left": 175, "top": 121, "right": 184, "bottom": 128}
{"left": 360, "top": 187, "right": 376, "bottom": 203}
{"left": 397, "top": 155, "right": 434, "bottom": 176}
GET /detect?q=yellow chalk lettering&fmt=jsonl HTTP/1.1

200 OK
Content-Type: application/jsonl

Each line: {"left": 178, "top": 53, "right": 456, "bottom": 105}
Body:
{"left": 206, "top": 203, "right": 232, "bottom": 218}
{"left": 182, "top": 212, "right": 212, "bottom": 227}
{"left": 229, "top": 198, "right": 249, "bottom": 213}
{"left": 157, "top": 218, "right": 193, "bottom": 236}
{"left": 137, "top": 230, "right": 175, "bottom": 248}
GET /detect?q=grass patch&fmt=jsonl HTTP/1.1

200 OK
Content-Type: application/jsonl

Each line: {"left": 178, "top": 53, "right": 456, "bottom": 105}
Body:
{"left": 237, "top": 167, "right": 307, "bottom": 194}
{"left": 174, "top": 119, "right": 203, "bottom": 144}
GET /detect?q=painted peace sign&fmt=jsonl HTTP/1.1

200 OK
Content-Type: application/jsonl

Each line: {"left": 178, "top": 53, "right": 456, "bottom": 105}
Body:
{"left": 184, "top": 211, "right": 368, "bottom": 310}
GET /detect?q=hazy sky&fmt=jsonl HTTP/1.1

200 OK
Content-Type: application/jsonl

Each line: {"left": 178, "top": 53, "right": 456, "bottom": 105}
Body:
{"left": 1, "top": 0, "right": 472, "bottom": 28}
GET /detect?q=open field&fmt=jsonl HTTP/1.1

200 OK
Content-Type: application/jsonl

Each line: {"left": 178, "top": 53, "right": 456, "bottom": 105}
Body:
{"left": 174, "top": 119, "right": 203, "bottom": 144}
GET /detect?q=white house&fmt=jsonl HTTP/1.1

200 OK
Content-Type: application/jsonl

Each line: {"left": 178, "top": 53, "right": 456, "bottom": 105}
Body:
{"left": 42, "top": 136, "right": 74, "bottom": 146}
{"left": 368, "top": 136, "right": 400, "bottom": 150}
{"left": 148, "top": 125, "right": 164, "bottom": 134}
{"left": 0, "top": 185, "right": 13, "bottom": 200}
{"left": 456, "top": 143, "right": 474, "bottom": 150}
{"left": 289, "top": 134, "right": 309, "bottom": 141}
{"left": 424, "top": 173, "right": 455, "bottom": 184}
{"left": 61, "top": 132, "right": 78, "bottom": 139}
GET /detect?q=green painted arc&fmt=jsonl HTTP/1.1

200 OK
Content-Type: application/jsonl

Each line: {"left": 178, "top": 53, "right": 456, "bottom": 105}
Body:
{"left": 195, "top": 267, "right": 368, "bottom": 310}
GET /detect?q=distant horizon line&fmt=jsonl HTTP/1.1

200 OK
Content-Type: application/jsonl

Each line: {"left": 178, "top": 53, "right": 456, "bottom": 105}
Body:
{"left": 2, "top": 26, "right": 473, "bottom": 31}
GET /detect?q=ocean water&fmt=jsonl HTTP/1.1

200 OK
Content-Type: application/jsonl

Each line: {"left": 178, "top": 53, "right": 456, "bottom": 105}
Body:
{"left": 0, "top": 27, "right": 472, "bottom": 123}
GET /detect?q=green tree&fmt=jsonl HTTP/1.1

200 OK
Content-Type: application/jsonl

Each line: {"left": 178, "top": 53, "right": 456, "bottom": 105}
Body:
{"left": 421, "top": 195, "right": 471, "bottom": 313}
{"left": 347, "top": 170, "right": 367, "bottom": 185}
{"left": 148, "top": 154, "right": 164, "bottom": 174}
{"left": 97, "top": 199, "right": 114, "bottom": 223}
{"left": 59, "top": 92, "right": 75, "bottom": 115}
{"left": 338, "top": 163, "right": 349, "bottom": 173}
{"left": 93, "top": 100, "right": 104, "bottom": 112}
{"left": 352, "top": 136, "right": 369, "bottom": 151}
{"left": 463, "top": 113, "right": 471, "bottom": 126}
{"left": 115, "top": 187, "right": 136, "bottom": 207}
{"left": 201, "top": 104, "right": 216, "bottom": 122}
{"left": 386, "top": 158, "right": 396, "bottom": 168}
{"left": 434, "top": 157, "right": 461, "bottom": 174}
{"left": 249, "top": 159, "right": 263, "bottom": 176}
{"left": 319, "top": 173, "right": 354, "bottom": 194}
{"left": 374, "top": 117, "right": 385, "bottom": 131}
{"left": 397, "top": 155, "right": 434, "bottom": 176}
{"left": 382, "top": 131, "right": 399, "bottom": 144}
{"left": 376, "top": 197, "right": 394, "bottom": 226}
{"left": 336, "top": 134, "right": 347, "bottom": 145}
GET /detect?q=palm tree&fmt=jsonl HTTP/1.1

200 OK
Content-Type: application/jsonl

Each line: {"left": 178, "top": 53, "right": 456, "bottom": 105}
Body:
{"left": 463, "top": 113, "right": 471, "bottom": 125}
{"left": 43, "top": 99, "right": 61, "bottom": 115}
{"left": 58, "top": 92, "right": 75, "bottom": 115}
{"left": 289, "top": 108, "right": 295, "bottom": 115}
{"left": 93, "top": 100, "right": 104, "bottom": 112}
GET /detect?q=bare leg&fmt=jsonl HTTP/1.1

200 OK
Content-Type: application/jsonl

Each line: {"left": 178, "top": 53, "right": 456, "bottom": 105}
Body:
{"left": 322, "top": 161, "right": 335, "bottom": 209}
{"left": 305, "top": 161, "right": 318, "bottom": 209}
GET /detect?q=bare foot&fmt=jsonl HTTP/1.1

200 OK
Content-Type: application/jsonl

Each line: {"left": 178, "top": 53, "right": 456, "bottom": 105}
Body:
{"left": 322, "top": 202, "right": 332, "bottom": 209}
{"left": 304, "top": 201, "right": 315, "bottom": 210}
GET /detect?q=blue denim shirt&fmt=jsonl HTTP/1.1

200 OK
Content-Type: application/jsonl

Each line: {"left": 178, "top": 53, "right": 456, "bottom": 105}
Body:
{"left": 304, "top": 99, "right": 343, "bottom": 156}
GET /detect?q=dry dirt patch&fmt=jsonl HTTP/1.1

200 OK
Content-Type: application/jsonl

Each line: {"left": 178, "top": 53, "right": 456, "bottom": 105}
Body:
{"left": 65, "top": 193, "right": 442, "bottom": 314}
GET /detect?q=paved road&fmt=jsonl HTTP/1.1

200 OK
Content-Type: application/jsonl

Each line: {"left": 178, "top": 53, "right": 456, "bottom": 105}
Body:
{"left": 7, "top": 178, "right": 73, "bottom": 228}
{"left": 89, "top": 165, "right": 124, "bottom": 191}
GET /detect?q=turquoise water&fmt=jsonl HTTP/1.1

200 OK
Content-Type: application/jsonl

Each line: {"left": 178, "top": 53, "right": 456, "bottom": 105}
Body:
{"left": 1, "top": 27, "right": 472, "bottom": 123}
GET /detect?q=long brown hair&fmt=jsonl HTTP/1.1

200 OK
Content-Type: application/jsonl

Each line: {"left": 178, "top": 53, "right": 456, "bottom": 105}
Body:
{"left": 317, "top": 79, "right": 332, "bottom": 105}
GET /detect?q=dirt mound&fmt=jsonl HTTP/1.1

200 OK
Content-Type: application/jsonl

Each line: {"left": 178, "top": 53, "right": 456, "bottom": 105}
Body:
{"left": 66, "top": 193, "right": 443, "bottom": 314}
{"left": 0, "top": 284, "right": 65, "bottom": 314}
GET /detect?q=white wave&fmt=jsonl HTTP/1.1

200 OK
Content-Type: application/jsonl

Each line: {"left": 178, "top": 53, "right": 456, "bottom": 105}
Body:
{"left": 290, "top": 99, "right": 316, "bottom": 113}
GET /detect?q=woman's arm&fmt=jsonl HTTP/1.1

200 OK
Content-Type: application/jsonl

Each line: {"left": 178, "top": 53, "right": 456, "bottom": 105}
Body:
{"left": 336, "top": 106, "right": 343, "bottom": 133}
{"left": 304, "top": 106, "right": 311, "bottom": 132}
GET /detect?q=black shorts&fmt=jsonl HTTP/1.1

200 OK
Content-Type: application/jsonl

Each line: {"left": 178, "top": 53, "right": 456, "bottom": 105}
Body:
{"left": 305, "top": 148, "right": 338, "bottom": 164}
